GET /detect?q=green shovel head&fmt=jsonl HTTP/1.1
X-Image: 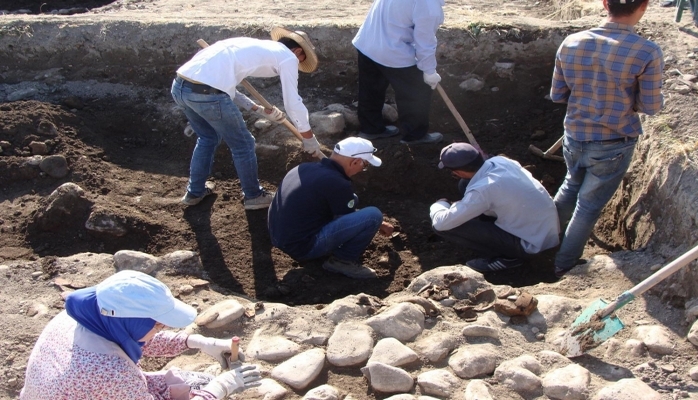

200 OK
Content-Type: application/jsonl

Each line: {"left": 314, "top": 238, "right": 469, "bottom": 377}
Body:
{"left": 561, "top": 299, "right": 625, "bottom": 357}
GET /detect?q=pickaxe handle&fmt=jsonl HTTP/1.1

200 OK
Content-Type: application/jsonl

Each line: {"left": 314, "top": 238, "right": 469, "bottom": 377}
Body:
{"left": 195, "top": 39, "right": 325, "bottom": 159}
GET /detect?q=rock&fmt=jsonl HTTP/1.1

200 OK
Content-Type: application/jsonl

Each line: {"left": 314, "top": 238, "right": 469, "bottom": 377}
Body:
{"left": 382, "top": 103, "right": 398, "bottom": 123}
{"left": 7, "top": 87, "right": 39, "bottom": 101}
{"left": 325, "top": 103, "right": 360, "bottom": 128}
{"left": 593, "top": 378, "right": 661, "bottom": 400}
{"left": 39, "top": 154, "right": 69, "bottom": 178}
{"left": 624, "top": 339, "right": 646, "bottom": 357}
{"left": 542, "top": 364, "right": 590, "bottom": 400}
{"left": 28, "top": 141, "right": 48, "bottom": 155}
{"left": 384, "top": 395, "right": 416, "bottom": 400}
{"left": 285, "top": 314, "right": 333, "bottom": 345}
{"left": 309, "top": 110, "right": 345, "bottom": 135}
{"left": 271, "top": 348, "right": 326, "bottom": 390}
{"left": 464, "top": 380, "right": 493, "bottom": 400}
{"left": 410, "top": 331, "right": 458, "bottom": 362}
{"left": 494, "top": 59, "right": 515, "bottom": 80}
{"left": 527, "top": 295, "right": 581, "bottom": 330}
{"left": 689, "top": 366, "right": 698, "bottom": 381}
{"left": 113, "top": 250, "right": 158, "bottom": 274}
{"left": 194, "top": 299, "right": 245, "bottom": 329}
{"left": 461, "top": 324, "right": 499, "bottom": 339}
{"left": 687, "top": 319, "right": 698, "bottom": 346}
{"left": 156, "top": 250, "right": 204, "bottom": 277}
{"left": 361, "top": 362, "right": 413, "bottom": 393}
{"left": 460, "top": 77, "right": 485, "bottom": 91}
{"left": 253, "top": 119, "right": 273, "bottom": 130}
{"left": 303, "top": 384, "right": 340, "bottom": 400}
{"left": 365, "top": 302, "right": 424, "bottom": 342}
{"left": 238, "top": 378, "right": 288, "bottom": 400}
{"left": 368, "top": 337, "right": 419, "bottom": 367}
{"left": 635, "top": 325, "right": 674, "bottom": 355}
{"left": 326, "top": 322, "right": 373, "bottom": 367}
{"left": 448, "top": 344, "right": 498, "bottom": 379}
{"left": 247, "top": 332, "right": 301, "bottom": 362}
{"left": 416, "top": 369, "right": 460, "bottom": 397}
{"left": 405, "top": 265, "right": 490, "bottom": 300}
{"left": 536, "top": 350, "right": 571, "bottom": 370}
{"left": 494, "top": 356, "right": 542, "bottom": 394}
{"left": 85, "top": 211, "right": 129, "bottom": 237}
{"left": 30, "top": 182, "right": 93, "bottom": 232}
{"left": 322, "top": 294, "right": 378, "bottom": 323}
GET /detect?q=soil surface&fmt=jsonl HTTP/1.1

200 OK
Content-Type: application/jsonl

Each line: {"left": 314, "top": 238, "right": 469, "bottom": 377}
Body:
{"left": 1, "top": 0, "right": 698, "bottom": 398}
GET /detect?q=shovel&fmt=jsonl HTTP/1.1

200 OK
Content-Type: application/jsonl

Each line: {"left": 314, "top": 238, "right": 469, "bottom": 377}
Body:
{"left": 559, "top": 243, "right": 698, "bottom": 357}
{"left": 435, "top": 84, "right": 485, "bottom": 157}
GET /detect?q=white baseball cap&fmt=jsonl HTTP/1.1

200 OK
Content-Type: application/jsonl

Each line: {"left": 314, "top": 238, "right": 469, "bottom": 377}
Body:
{"left": 95, "top": 270, "right": 196, "bottom": 328}
{"left": 333, "top": 137, "right": 382, "bottom": 167}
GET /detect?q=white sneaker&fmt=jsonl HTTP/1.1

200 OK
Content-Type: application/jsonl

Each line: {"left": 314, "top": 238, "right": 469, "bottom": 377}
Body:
{"left": 244, "top": 190, "right": 275, "bottom": 210}
{"left": 400, "top": 132, "right": 443, "bottom": 145}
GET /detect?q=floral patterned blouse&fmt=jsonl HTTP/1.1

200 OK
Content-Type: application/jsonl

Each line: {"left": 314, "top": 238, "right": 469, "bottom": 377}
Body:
{"left": 20, "top": 311, "right": 217, "bottom": 400}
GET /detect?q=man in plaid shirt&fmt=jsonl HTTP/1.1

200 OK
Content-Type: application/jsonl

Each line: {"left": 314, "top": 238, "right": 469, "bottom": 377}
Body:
{"left": 550, "top": 0, "right": 664, "bottom": 278}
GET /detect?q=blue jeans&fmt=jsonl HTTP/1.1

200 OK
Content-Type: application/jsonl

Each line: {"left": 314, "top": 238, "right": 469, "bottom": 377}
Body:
{"left": 171, "top": 78, "right": 263, "bottom": 199}
{"left": 554, "top": 136, "right": 637, "bottom": 270}
{"left": 298, "top": 207, "right": 383, "bottom": 262}
{"left": 691, "top": 0, "right": 698, "bottom": 24}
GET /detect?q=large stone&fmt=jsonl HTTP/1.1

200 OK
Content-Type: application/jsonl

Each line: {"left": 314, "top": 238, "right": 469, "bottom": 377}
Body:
{"left": 382, "top": 103, "right": 398, "bottom": 122}
{"left": 156, "top": 250, "right": 204, "bottom": 277}
{"left": 494, "top": 362, "right": 541, "bottom": 394}
{"left": 365, "top": 303, "right": 424, "bottom": 342}
{"left": 303, "top": 384, "right": 340, "bottom": 400}
{"left": 411, "top": 331, "right": 458, "bottom": 363}
{"left": 326, "top": 322, "right": 374, "bottom": 367}
{"left": 634, "top": 325, "right": 674, "bottom": 355}
{"left": 448, "top": 344, "right": 498, "bottom": 379}
{"left": 416, "top": 369, "right": 460, "bottom": 397}
{"left": 542, "top": 364, "right": 590, "bottom": 400}
{"left": 271, "top": 348, "right": 326, "bottom": 390}
{"left": 30, "top": 182, "right": 93, "bottom": 232}
{"left": 461, "top": 324, "right": 499, "bottom": 339}
{"left": 39, "top": 154, "right": 69, "bottom": 178}
{"left": 361, "top": 362, "right": 414, "bottom": 393}
{"left": 194, "top": 299, "right": 246, "bottom": 329}
{"left": 309, "top": 110, "right": 345, "bottom": 135}
{"left": 527, "top": 295, "right": 581, "bottom": 330}
{"left": 405, "top": 265, "right": 490, "bottom": 300}
{"left": 322, "top": 294, "right": 379, "bottom": 323}
{"left": 113, "top": 250, "right": 159, "bottom": 274}
{"left": 246, "top": 331, "right": 301, "bottom": 362}
{"left": 688, "top": 319, "right": 698, "bottom": 346}
{"left": 464, "top": 380, "right": 494, "bottom": 400}
{"left": 85, "top": 211, "right": 129, "bottom": 237}
{"left": 593, "top": 378, "right": 661, "bottom": 400}
{"left": 368, "top": 337, "right": 419, "bottom": 367}
{"left": 231, "top": 378, "right": 287, "bottom": 400}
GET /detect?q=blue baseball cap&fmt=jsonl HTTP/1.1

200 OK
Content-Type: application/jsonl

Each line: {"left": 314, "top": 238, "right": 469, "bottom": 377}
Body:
{"left": 438, "top": 142, "right": 480, "bottom": 169}
{"left": 95, "top": 270, "right": 196, "bottom": 328}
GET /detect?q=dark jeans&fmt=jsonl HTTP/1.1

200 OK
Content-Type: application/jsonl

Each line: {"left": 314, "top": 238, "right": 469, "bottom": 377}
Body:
{"left": 357, "top": 50, "right": 432, "bottom": 141}
{"left": 433, "top": 215, "right": 531, "bottom": 260}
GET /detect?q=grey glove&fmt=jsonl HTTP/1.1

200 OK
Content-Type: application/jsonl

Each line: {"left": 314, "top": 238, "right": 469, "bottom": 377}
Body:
{"left": 302, "top": 136, "right": 322, "bottom": 157}
{"left": 254, "top": 106, "right": 285, "bottom": 123}
{"left": 201, "top": 364, "right": 262, "bottom": 399}
{"left": 187, "top": 334, "right": 245, "bottom": 369}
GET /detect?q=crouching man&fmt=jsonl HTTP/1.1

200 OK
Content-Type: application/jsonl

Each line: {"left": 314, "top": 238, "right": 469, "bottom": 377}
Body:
{"left": 430, "top": 143, "right": 560, "bottom": 273}
{"left": 268, "top": 137, "right": 394, "bottom": 279}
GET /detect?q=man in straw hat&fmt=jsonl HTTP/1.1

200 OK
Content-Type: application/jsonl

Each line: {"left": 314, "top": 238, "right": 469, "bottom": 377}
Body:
{"left": 352, "top": 0, "right": 445, "bottom": 145}
{"left": 550, "top": 0, "right": 663, "bottom": 279}
{"left": 172, "top": 27, "right": 322, "bottom": 209}
{"left": 430, "top": 143, "right": 560, "bottom": 273}
{"left": 268, "top": 137, "right": 394, "bottom": 279}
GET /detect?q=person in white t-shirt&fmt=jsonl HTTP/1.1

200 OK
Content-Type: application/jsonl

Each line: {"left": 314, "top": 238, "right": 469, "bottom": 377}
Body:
{"left": 172, "top": 27, "right": 323, "bottom": 209}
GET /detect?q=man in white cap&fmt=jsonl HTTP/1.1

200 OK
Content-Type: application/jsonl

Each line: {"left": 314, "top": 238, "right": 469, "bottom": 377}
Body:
{"left": 21, "top": 270, "right": 261, "bottom": 400}
{"left": 268, "top": 137, "right": 394, "bottom": 279}
{"left": 352, "top": 0, "right": 445, "bottom": 145}
{"left": 430, "top": 143, "right": 560, "bottom": 273}
{"left": 172, "top": 27, "right": 323, "bottom": 209}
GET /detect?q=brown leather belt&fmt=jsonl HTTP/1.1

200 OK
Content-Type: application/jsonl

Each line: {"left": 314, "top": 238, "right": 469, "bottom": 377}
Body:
{"left": 176, "top": 75, "right": 223, "bottom": 95}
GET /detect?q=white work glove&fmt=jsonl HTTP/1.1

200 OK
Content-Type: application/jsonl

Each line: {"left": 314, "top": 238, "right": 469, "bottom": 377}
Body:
{"left": 201, "top": 364, "right": 262, "bottom": 399}
{"left": 423, "top": 71, "right": 441, "bottom": 90}
{"left": 254, "top": 106, "right": 285, "bottom": 124}
{"left": 187, "top": 334, "right": 245, "bottom": 369}
{"left": 302, "top": 135, "right": 323, "bottom": 158}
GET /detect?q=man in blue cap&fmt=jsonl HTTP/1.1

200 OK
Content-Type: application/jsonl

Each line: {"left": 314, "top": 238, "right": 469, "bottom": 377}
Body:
{"left": 550, "top": 0, "right": 663, "bottom": 278}
{"left": 430, "top": 143, "right": 560, "bottom": 273}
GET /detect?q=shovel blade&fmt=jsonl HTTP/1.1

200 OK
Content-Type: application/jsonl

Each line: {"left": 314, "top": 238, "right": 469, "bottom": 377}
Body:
{"left": 559, "top": 299, "right": 625, "bottom": 357}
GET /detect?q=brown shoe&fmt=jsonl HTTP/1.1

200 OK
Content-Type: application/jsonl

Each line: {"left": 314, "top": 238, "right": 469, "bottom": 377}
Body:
{"left": 322, "top": 256, "right": 377, "bottom": 279}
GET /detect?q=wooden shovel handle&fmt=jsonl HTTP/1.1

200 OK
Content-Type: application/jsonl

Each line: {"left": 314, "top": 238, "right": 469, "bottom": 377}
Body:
{"left": 436, "top": 83, "right": 482, "bottom": 154}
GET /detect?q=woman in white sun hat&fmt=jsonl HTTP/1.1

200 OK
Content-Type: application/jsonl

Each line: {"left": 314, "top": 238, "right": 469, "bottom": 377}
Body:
{"left": 20, "top": 270, "right": 261, "bottom": 400}
{"left": 172, "top": 26, "right": 323, "bottom": 210}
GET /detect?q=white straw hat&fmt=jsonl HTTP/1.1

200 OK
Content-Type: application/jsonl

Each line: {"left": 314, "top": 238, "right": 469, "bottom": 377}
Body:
{"left": 271, "top": 26, "right": 319, "bottom": 73}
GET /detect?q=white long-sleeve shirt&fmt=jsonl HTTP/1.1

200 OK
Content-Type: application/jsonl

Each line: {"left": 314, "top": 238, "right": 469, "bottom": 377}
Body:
{"left": 352, "top": 0, "right": 444, "bottom": 74}
{"left": 430, "top": 157, "right": 560, "bottom": 254}
{"left": 177, "top": 37, "right": 311, "bottom": 132}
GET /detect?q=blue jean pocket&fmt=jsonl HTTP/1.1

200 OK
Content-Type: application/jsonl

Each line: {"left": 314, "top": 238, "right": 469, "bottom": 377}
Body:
{"left": 191, "top": 100, "right": 222, "bottom": 121}
{"left": 589, "top": 152, "right": 625, "bottom": 178}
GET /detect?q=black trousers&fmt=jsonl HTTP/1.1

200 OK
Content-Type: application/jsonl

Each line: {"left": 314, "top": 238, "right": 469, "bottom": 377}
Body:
{"left": 357, "top": 50, "right": 432, "bottom": 141}
{"left": 433, "top": 216, "right": 532, "bottom": 260}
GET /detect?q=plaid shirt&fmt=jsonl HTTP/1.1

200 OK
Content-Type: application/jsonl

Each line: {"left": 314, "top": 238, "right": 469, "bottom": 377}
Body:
{"left": 550, "top": 22, "right": 664, "bottom": 141}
